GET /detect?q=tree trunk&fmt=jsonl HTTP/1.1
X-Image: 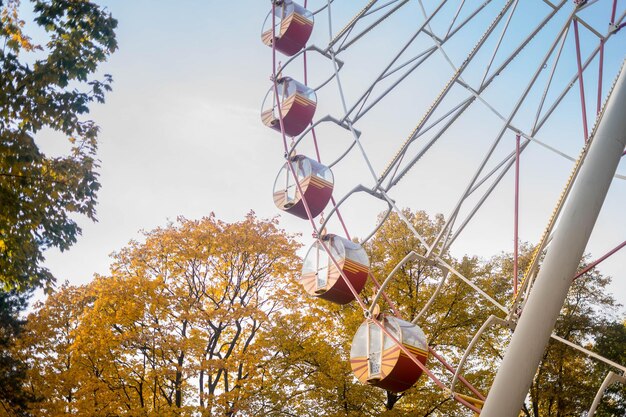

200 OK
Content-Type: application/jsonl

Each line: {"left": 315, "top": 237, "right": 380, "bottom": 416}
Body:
{"left": 175, "top": 320, "right": 188, "bottom": 408}
{"left": 385, "top": 391, "right": 401, "bottom": 409}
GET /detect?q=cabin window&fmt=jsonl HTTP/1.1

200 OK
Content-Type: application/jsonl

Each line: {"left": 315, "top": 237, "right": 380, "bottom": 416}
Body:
{"left": 315, "top": 245, "right": 329, "bottom": 290}
{"left": 298, "top": 158, "right": 311, "bottom": 178}
{"left": 343, "top": 239, "right": 369, "bottom": 266}
{"left": 284, "top": 167, "right": 297, "bottom": 203}
{"left": 367, "top": 322, "right": 382, "bottom": 377}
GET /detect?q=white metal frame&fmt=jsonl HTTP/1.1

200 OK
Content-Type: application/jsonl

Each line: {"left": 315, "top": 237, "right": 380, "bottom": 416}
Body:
{"left": 276, "top": 0, "right": 626, "bottom": 413}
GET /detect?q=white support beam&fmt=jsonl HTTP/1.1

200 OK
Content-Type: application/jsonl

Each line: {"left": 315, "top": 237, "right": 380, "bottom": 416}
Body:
{"left": 481, "top": 61, "right": 626, "bottom": 417}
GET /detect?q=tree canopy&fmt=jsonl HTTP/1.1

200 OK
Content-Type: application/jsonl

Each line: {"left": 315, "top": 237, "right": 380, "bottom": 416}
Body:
{"left": 8, "top": 210, "right": 624, "bottom": 416}
{"left": 0, "top": 0, "right": 117, "bottom": 291}
{"left": 16, "top": 213, "right": 302, "bottom": 416}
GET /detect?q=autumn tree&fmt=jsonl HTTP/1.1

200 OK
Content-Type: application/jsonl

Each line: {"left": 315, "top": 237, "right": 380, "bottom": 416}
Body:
{"left": 0, "top": 0, "right": 117, "bottom": 290}
{"left": 18, "top": 213, "right": 302, "bottom": 416}
{"left": 13, "top": 210, "right": 626, "bottom": 416}
{"left": 271, "top": 209, "right": 624, "bottom": 417}
{"left": 592, "top": 320, "right": 626, "bottom": 416}
{"left": 523, "top": 263, "right": 624, "bottom": 417}
{"left": 16, "top": 283, "right": 94, "bottom": 416}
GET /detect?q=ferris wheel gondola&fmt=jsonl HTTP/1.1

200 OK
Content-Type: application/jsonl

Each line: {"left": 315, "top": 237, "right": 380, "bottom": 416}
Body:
{"left": 350, "top": 315, "right": 428, "bottom": 393}
{"left": 261, "top": 0, "right": 313, "bottom": 56}
{"left": 272, "top": 155, "right": 333, "bottom": 219}
{"left": 300, "top": 234, "right": 369, "bottom": 304}
{"left": 262, "top": 77, "right": 317, "bottom": 137}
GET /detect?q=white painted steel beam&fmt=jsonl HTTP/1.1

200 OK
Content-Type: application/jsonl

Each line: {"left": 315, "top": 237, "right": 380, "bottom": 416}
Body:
{"left": 481, "top": 61, "right": 626, "bottom": 417}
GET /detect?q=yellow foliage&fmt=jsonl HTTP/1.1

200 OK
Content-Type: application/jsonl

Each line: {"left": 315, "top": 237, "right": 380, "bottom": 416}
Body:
{"left": 14, "top": 210, "right": 608, "bottom": 416}
{"left": 17, "top": 213, "right": 302, "bottom": 416}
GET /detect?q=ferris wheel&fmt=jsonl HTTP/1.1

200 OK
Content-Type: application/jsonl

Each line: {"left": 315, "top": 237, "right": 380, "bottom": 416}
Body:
{"left": 258, "top": 0, "right": 626, "bottom": 415}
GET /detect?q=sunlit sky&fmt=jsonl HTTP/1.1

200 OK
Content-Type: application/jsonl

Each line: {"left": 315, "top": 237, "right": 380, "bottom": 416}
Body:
{"left": 26, "top": 1, "right": 626, "bottom": 314}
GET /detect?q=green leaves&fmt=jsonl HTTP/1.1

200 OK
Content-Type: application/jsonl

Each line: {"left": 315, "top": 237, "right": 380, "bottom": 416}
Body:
{"left": 0, "top": 288, "right": 33, "bottom": 415}
{"left": 0, "top": 0, "right": 117, "bottom": 290}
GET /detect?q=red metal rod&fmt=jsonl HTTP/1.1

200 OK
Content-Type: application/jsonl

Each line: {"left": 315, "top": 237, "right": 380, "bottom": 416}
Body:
{"left": 330, "top": 195, "right": 352, "bottom": 239}
{"left": 513, "top": 134, "right": 520, "bottom": 297}
{"left": 597, "top": 40, "right": 604, "bottom": 115}
{"left": 574, "top": 240, "right": 626, "bottom": 280}
{"left": 271, "top": 3, "right": 352, "bottom": 267}
{"left": 271, "top": 4, "right": 322, "bottom": 235}
{"left": 429, "top": 347, "right": 486, "bottom": 401}
{"left": 272, "top": 0, "right": 391, "bottom": 327}
{"left": 305, "top": 66, "right": 351, "bottom": 239}
{"left": 611, "top": 0, "right": 618, "bottom": 24}
{"left": 299, "top": 0, "right": 400, "bottom": 324}
{"left": 573, "top": 20, "right": 589, "bottom": 142}
{"left": 368, "top": 272, "right": 402, "bottom": 318}
{"left": 301, "top": 17, "right": 351, "bottom": 241}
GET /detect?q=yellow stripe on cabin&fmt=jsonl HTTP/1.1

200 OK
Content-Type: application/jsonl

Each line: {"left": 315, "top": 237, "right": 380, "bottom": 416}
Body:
{"left": 343, "top": 259, "right": 369, "bottom": 273}
{"left": 308, "top": 176, "right": 332, "bottom": 189}
{"left": 402, "top": 345, "right": 429, "bottom": 358}
{"left": 291, "top": 13, "right": 313, "bottom": 26}
{"left": 293, "top": 94, "right": 315, "bottom": 107}
{"left": 281, "top": 94, "right": 297, "bottom": 110}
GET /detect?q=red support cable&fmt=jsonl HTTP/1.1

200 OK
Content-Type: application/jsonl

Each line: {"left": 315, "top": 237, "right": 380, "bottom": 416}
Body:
{"left": 330, "top": 195, "right": 352, "bottom": 239}
{"left": 368, "top": 272, "right": 402, "bottom": 318}
{"left": 429, "top": 347, "right": 486, "bottom": 401}
{"left": 574, "top": 240, "right": 626, "bottom": 280}
{"left": 301, "top": 7, "right": 351, "bottom": 240}
{"left": 597, "top": 40, "right": 604, "bottom": 115}
{"left": 297, "top": 2, "right": 390, "bottom": 316}
{"left": 513, "top": 134, "right": 520, "bottom": 297}
{"left": 271, "top": 7, "right": 369, "bottom": 312}
{"left": 270, "top": 3, "right": 381, "bottom": 323}
{"left": 573, "top": 20, "right": 589, "bottom": 142}
{"left": 271, "top": 8, "right": 325, "bottom": 240}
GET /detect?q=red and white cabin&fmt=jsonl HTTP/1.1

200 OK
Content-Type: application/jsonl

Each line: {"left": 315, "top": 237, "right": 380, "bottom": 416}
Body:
{"left": 300, "top": 234, "right": 369, "bottom": 304}
{"left": 350, "top": 315, "right": 428, "bottom": 393}
{"left": 262, "top": 77, "right": 316, "bottom": 137}
{"left": 273, "top": 155, "right": 333, "bottom": 220}
{"left": 261, "top": 0, "right": 314, "bottom": 56}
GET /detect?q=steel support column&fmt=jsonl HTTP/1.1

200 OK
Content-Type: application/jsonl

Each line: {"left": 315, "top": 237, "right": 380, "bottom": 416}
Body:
{"left": 481, "top": 61, "right": 626, "bottom": 417}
